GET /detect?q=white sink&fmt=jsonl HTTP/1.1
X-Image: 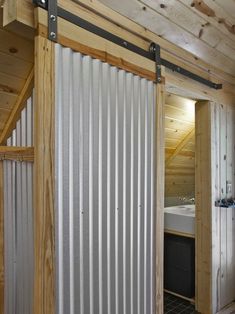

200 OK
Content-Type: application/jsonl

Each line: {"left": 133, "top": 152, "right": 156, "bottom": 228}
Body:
{"left": 164, "top": 205, "right": 195, "bottom": 236}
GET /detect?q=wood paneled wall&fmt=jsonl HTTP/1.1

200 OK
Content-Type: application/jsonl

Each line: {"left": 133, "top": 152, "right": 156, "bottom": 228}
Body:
{"left": 165, "top": 93, "right": 195, "bottom": 203}
{"left": 196, "top": 101, "right": 235, "bottom": 314}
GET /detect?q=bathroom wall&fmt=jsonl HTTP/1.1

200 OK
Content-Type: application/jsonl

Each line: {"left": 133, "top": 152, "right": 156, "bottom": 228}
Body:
{"left": 164, "top": 93, "right": 195, "bottom": 206}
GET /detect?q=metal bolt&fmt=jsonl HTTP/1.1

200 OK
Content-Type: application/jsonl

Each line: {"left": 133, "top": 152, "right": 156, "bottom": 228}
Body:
{"left": 123, "top": 41, "right": 128, "bottom": 47}
{"left": 50, "top": 14, "right": 56, "bottom": 22}
{"left": 158, "top": 77, "right": 162, "bottom": 82}
{"left": 50, "top": 32, "right": 56, "bottom": 39}
{"left": 40, "top": 0, "right": 46, "bottom": 4}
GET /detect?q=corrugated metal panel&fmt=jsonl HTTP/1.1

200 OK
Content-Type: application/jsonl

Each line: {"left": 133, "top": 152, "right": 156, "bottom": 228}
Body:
{"left": 4, "top": 96, "right": 34, "bottom": 314}
{"left": 55, "top": 44, "right": 156, "bottom": 314}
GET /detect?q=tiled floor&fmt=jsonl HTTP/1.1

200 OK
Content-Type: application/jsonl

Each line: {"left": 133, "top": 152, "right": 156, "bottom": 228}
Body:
{"left": 164, "top": 292, "right": 195, "bottom": 314}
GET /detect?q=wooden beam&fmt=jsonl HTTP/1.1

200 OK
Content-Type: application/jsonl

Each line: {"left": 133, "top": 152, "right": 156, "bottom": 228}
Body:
{"left": 34, "top": 36, "right": 55, "bottom": 314}
{"left": 2, "top": 0, "right": 34, "bottom": 39}
{"left": 0, "top": 68, "right": 34, "bottom": 145}
{"left": 0, "top": 146, "right": 34, "bottom": 162}
{"left": 0, "top": 161, "right": 3, "bottom": 314}
{"left": 155, "top": 83, "right": 165, "bottom": 314}
{"left": 195, "top": 100, "right": 213, "bottom": 314}
{"left": 165, "top": 128, "right": 195, "bottom": 167}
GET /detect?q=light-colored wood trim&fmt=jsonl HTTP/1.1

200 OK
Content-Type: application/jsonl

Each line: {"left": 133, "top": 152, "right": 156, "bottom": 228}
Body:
{"left": 164, "top": 229, "right": 195, "bottom": 239}
{"left": 35, "top": 8, "right": 158, "bottom": 82}
{"left": 0, "top": 68, "right": 34, "bottom": 146}
{"left": 0, "top": 146, "right": 34, "bottom": 162}
{"left": 195, "top": 100, "right": 213, "bottom": 314}
{"left": 0, "top": 161, "right": 4, "bottom": 314}
{"left": 65, "top": 0, "right": 235, "bottom": 85}
{"left": 34, "top": 36, "right": 55, "bottom": 314}
{"left": 155, "top": 83, "right": 165, "bottom": 314}
{"left": 3, "top": 0, "right": 235, "bottom": 86}
{"left": 164, "top": 289, "right": 195, "bottom": 304}
{"left": 165, "top": 128, "right": 195, "bottom": 167}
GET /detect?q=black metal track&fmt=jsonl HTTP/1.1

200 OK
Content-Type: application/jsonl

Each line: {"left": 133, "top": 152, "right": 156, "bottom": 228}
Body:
{"left": 33, "top": 0, "right": 222, "bottom": 90}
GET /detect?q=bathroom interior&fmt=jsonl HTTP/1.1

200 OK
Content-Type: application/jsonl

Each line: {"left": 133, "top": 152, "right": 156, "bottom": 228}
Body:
{"left": 164, "top": 92, "right": 196, "bottom": 313}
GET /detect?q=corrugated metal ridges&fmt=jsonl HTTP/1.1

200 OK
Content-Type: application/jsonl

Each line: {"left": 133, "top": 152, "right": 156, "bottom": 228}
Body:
{"left": 55, "top": 44, "right": 156, "bottom": 314}
{"left": 4, "top": 95, "right": 34, "bottom": 314}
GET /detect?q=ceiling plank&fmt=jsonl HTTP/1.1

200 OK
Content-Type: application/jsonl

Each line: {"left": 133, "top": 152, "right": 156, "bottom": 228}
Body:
{"left": 0, "top": 28, "right": 34, "bottom": 62}
{"left": 0, "top": 67, "right": 33, "bottom": 145}
{"left": 166, "top": 128, "right": 195, "bottom": 167}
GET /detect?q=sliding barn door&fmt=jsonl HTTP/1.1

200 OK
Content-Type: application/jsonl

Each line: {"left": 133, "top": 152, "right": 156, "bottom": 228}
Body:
{"left": 55, "top": 44, "right": 156, "bottom": 314}
{"left": 3, "top": 97, "right": 34, "bottom": 314}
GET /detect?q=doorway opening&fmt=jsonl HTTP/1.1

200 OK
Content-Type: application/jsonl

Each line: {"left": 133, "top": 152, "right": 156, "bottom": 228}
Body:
{"left": 163, "top": 92, "right": 196, "bottom": 313}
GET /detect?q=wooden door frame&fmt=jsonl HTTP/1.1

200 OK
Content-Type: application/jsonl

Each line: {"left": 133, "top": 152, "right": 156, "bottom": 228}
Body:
{"left": 165, "top": 75, "right": 235, "bottom": 314}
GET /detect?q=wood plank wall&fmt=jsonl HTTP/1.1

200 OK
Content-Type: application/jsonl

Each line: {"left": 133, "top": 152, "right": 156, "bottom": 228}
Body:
{"left": 196, "top": 101, "right": 235, "bottom": 314}
{"left": 213, "top": 102, "right": 235, "bottom": 311}
{"left": 165, "top": 93, "right": 195, "bottom": 205}
{"left": 0, "top": 161, "right": 3, "bottom": 314}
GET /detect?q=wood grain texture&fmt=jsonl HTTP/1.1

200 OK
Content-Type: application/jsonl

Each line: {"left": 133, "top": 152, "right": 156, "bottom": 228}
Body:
{"left": 34, "top": 36, "right": 55, "bottom": 314}
{"left": 0, "top": 161, "right": 3, "bottom": 314}
{"left": 165, "top": 93, "right": 195, "bottom": 198}
{"left": 36, "top": 10, "right": 158, "bottom": 82}
{"left": 212, "top": 103, "right": 235, "bottom": 311}
{"left": 195, "top": 100, "right": 212, "bottom": 314}
{"left": 0, "top": 146, "right": 34, "bottom": 162}
{"left": 155, "top": 83, "right": 165, "bottom": 314}
{"left": 0, "top": 25, "right": 34, "bottom": 135}
{"left": 165, "top": 128, "right": 195, "bottom": 167}
{"left": 3, "top": 0, "right": 232, "bottom": 83}
{"left": 0, "top": 68, "right": 33, "bottom": 145}
{"left": 99, "top": 0, "right": 235, "bottom": 77}
{"left": 2, "top": 0, "right": 235, "bottom": 105}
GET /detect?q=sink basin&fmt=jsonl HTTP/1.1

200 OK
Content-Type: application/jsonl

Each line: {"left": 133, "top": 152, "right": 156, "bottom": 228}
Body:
{"left": 164, "top": 205, "right": 195, "bottom": 236}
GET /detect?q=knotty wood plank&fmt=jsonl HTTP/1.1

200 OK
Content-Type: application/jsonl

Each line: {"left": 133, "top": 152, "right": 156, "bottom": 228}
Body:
{"left": 34, "top": 36, "right": 55, "bottom": 314}
{"left": 195, "top": 100, "right": 213, "bottom": 313}
{"left": 0, "top": 146, "right": 34, "bottom": 162}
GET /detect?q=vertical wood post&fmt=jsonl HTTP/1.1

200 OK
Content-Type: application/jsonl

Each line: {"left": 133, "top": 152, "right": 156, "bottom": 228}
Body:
{"left": 34, "top": 36, "right": 55, "bottom": 314}
{"left": 155, "top": 83, "right": 165, "bottom": 314}
{"left": 195, "top": 100, "right": 213, "bottom": 314}
{"left": 0, "top": 161, "right": 4, "bottom": 314}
